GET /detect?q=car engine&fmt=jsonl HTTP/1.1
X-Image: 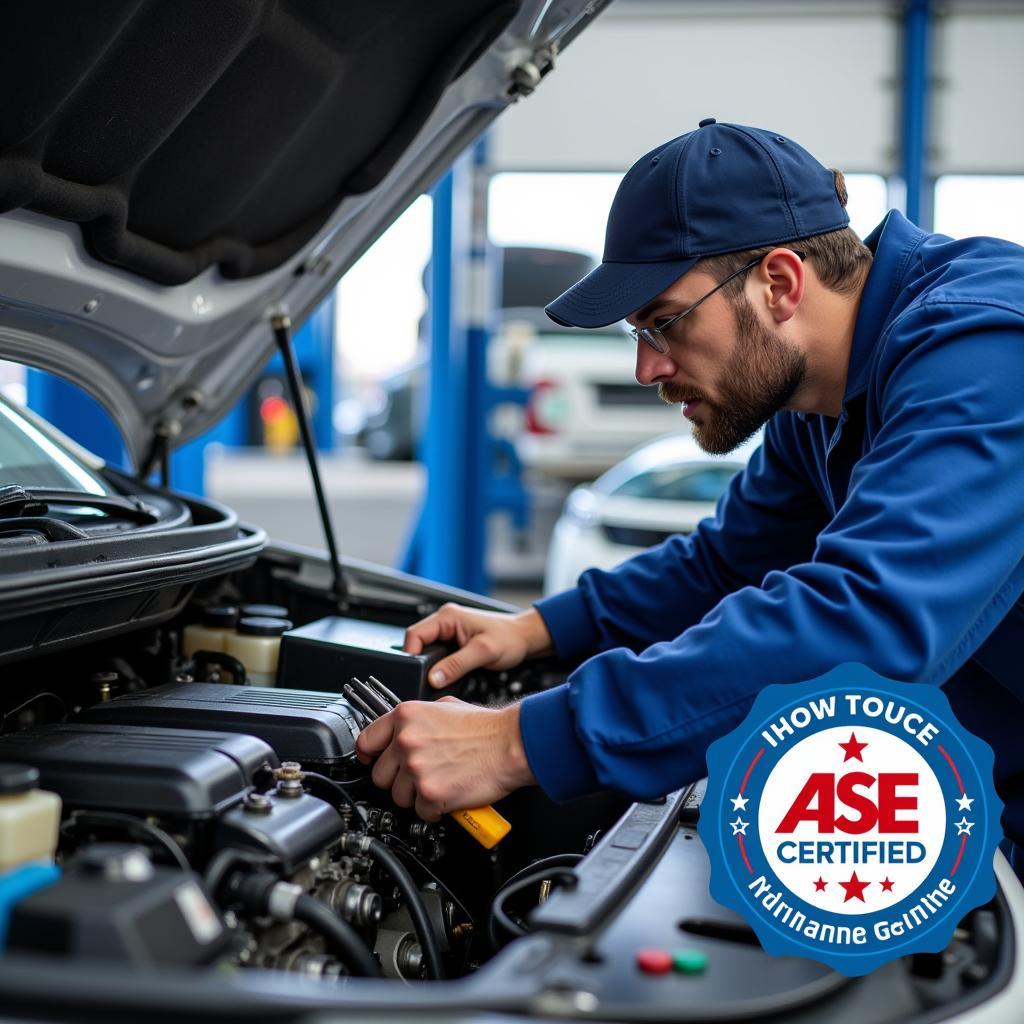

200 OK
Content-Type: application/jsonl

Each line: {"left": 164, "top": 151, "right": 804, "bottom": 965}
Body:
{"left": 0, "top": 579, "right": 619, "bottom": 985}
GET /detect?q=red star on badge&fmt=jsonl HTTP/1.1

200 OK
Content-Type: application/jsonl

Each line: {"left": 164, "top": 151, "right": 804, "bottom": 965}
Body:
{"left": 880, "top": 877, "right": 895, "bottom": 893}
{"left": 814, "top": 877, "right": 827, "bottom": 892}
{"left": 838, "top": 732, "right": 868, "bottom": 762}
{"left": 839, "top": 871, "right": 870, "bottom": 903}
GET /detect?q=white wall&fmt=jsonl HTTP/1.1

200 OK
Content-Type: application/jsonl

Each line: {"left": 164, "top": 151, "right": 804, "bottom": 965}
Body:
{"left": 492, "top": 1, "right": 898, "bottom": 173}
{"left": 491, "top": 0, "right": 1024, "bottom": 176}
{"left": 934, "top": 7, "right": 1024, "bottom": 174}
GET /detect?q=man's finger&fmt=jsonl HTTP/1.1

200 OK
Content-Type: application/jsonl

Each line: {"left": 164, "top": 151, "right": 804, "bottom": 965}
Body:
{"left": 427, "top": 633, "right": 497, "bottom": 688}
{"left": 370, "top": 743, "right": 402, "bottom": 793}
{"left": 415, "top": 791, "right": 445, "bottom": 823}
{"left": 356, "top": 711, "right": 397, "bottom": 759}
{"left": 391, "top": 767, "right": 417, "bottom": 809}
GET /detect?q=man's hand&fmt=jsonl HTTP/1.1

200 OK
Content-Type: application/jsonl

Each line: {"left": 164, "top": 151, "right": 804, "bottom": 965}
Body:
{"left": 404, "top": 604, "right": 554, "bottom": 688}
{"left": 355, "top": 697, "right": 535, "bottom": 821}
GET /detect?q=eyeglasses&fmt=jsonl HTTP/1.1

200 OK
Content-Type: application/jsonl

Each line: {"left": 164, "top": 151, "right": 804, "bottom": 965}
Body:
{"left": 630, "top": 250, "right": 806, "bottom": 354}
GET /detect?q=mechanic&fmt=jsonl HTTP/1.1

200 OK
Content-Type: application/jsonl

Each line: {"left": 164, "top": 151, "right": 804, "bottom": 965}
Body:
{"left": 356, "top": 120, "right": 1024, "bottom": 873}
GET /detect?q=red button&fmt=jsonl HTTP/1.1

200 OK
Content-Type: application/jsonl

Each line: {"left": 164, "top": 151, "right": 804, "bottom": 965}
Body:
{"left": 636, "top": 948, "right": 673, "bottom": 974}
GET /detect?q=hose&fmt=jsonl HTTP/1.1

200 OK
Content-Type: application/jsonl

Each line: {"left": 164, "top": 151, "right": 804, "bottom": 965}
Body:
{"left": 497, "top": 853, "right": 583, "bottom": 892}
{"left": 233, "top": 872, "right": 381, "bottom": 978}
{"left": 293, "top": 892, "right": 382, "bottom": 978}
{"left": 358, "top": 836, "right": 444, "bottom": 980}
{"left": 488, "top": 866, "right": 579, "bottom": 951}
{"left": 66, "top": 810, "right": 190, "bottom": 872}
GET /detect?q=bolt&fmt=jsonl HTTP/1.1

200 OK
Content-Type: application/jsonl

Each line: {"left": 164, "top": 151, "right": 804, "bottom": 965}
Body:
{"left": 510, "top": 61, "right": 542, "bottom": 96}
{"left": 243, "top": 792, "right": 273, "bottom": 815}
{"left": 156, "top": 419, "right": 182, "bottom": 439}
{"left": 83, "top": 298, "right": 100, "bottom": 314}
{"left": 277, "top": 761, "right": 304, "bottom": 781}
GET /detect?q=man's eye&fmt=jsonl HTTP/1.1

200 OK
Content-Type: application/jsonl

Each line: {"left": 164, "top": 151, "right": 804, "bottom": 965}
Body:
{"left": 653, "top": 317, "right": 674, "bottom": 330}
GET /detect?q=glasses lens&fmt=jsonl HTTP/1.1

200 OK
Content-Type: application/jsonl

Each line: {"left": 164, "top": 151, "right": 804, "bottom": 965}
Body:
{"left": 639, "top": 327, "right": 668, "bottom": 354}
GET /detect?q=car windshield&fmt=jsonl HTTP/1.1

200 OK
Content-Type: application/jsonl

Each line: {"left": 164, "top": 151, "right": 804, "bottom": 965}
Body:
{"left": 610, "top": 464, "right": 741, "bottom": 502}
{"left": 0, "top": 397, "right": 109, "bottom": 495}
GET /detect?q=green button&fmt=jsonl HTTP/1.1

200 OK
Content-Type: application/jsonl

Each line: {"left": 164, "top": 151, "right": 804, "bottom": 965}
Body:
{"left": 672, "top": 949, "right": 707, "bottom": 974}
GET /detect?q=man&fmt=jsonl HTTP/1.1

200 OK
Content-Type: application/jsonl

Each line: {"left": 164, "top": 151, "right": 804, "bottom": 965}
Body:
{"left": 357, "top": 120, "right": 1024, "bottom": 868}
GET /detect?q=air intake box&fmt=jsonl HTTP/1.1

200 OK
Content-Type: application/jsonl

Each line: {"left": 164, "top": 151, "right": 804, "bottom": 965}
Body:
{"left": 81, "top": 683, "right": 361, "bottom": 776}
{"left": 0, "top": 724, "right": 276, "bottom": 819}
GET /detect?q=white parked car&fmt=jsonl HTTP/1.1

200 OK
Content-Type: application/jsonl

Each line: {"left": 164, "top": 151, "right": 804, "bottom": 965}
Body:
{"left": 544, "top": 432, "right": 762, "bottom": 594}
{"left": 504, "top": 316, "right": 685, "bottom": 480}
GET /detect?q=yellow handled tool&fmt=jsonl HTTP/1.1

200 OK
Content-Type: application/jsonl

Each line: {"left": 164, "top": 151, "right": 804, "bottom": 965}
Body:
{"left": 344, "top": 675, "right": 512, "bottom": 850}
{"left": 450, "top": 804, "right": 511, "bottom": 849}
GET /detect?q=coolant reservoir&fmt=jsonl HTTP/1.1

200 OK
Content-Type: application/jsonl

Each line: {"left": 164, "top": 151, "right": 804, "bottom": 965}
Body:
{"left": 183, "top": 605, "right": 239, "bottom": 656}
{"left": 224, "top": 617, "right": 292, "bottom": 687}
{"left": 0, "top": 764, "right": 61, "bottom": 870}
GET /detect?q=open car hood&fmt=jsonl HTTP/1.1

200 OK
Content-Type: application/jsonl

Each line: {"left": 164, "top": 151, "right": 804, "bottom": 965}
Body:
{"left": 0, "top": 0, "right": 606, "bottom": 469}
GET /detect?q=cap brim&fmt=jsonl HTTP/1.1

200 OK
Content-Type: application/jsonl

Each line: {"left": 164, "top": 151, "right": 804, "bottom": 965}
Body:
{"left": 544, "top": 257, "right": 698, "bottom": 329}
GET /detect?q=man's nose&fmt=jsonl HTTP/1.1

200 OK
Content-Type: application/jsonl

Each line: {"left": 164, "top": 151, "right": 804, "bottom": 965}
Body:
{"left": 634, "top": 339, "right": 676, "bottom": 386}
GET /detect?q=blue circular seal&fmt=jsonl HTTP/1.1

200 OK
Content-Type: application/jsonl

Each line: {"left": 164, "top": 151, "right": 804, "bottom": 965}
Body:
{"left": 697, "top": 664, "right": 1003, "bottom": 976}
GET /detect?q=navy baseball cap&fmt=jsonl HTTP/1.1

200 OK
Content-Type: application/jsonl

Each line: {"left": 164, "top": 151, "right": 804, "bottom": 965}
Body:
{"left": 545, "top": 119, "right": 850, "bottom": 329}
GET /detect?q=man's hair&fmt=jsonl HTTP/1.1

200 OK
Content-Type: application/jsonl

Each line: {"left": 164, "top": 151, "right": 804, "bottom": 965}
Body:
{"left": 697, "top": 173, "right": 873, "bottom": 297}
{"left": 699, "top": 226, "right": 872, "bottom": 298}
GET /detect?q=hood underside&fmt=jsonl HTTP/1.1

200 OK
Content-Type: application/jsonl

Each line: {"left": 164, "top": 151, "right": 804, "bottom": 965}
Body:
{"left": 0, "top": 0, "right": 606, "bottom": 468}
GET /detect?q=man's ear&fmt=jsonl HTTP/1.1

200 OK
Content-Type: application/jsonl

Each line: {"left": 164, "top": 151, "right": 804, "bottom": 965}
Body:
{"left": 757, "top": 248, "right": 804, "bottom": 324}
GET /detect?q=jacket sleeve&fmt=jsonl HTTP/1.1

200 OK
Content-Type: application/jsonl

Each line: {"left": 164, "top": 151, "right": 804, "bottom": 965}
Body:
{"left": 520, "top": 299, "right": 1024, "bottom": 802}
{"left": 533, "top": 413, "right": 831, "bottom": 661}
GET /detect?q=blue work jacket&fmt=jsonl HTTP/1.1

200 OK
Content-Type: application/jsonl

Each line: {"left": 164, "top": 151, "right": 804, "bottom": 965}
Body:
{"left": 520, "top": 210, "right": 1024, "bottom": 864}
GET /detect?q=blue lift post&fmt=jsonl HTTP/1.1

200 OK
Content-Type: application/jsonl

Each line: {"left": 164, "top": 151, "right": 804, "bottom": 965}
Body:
{"left": 403, "top": 138, "right": 507, "bottom": 593}
{"left": 901, "top": 0, "right": 934, "bottom": 230}
{"left": 401, "top": 137, "right": 534, "bottom": 593}
{"left": 419, "top": 151, "right": 477, "bottom": 590}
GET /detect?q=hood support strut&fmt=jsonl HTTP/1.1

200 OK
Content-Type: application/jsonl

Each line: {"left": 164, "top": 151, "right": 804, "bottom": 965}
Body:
{"left": 271, "top": 312, "right": 349, "bottom": 608}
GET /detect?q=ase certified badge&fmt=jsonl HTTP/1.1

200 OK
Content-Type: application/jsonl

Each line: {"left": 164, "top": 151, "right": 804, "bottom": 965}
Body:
{"left": 698, "top": 664, "right": 1003, "bottom": 976}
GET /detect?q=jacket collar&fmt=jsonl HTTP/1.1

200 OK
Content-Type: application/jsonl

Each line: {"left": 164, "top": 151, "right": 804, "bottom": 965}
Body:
{"left": 842, "top": 209, "right": 927, "bottom": 405}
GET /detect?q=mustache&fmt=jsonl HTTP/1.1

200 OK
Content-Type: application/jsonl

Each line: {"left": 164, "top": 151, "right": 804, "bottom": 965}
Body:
{"left": 658, "top": 382, "right": 710, "bottom": 405}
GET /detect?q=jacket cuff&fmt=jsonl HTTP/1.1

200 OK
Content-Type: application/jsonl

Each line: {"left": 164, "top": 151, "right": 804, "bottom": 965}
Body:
{"left": 519, "top": 684, "right": 601, "bottom": 802}
{"left": 534, "top": 588, "right": 601, "bottom": 660}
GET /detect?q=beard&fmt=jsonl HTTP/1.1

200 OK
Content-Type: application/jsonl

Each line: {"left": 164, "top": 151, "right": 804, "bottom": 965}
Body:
{"left": 658, "top": 295, "right": 807, "bottom": 454}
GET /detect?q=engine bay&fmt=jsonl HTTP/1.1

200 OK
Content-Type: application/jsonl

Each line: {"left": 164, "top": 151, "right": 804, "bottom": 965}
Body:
{"left": 0, "top": 550, "right": 626, "bottom": 989}
{"left": 0, "top": 546, "right": 1018, "bottom": 1024}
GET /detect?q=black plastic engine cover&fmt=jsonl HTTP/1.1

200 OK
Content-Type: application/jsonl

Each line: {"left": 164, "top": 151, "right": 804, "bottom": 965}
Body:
{"left": 0, "top": 723, "right": 276, "bottom": 819}
{"left": 81, "top": 683, "right": 362, "bottom": 776}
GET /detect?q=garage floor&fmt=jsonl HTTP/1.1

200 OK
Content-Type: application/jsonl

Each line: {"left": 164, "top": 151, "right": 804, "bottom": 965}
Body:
{"left": 207, "top": 449, "right": 567, "bottom": 606}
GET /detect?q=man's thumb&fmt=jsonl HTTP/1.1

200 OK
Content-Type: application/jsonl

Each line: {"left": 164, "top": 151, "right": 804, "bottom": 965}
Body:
{"left": 428, "top": 635, "right": 494, "bottom": 688}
